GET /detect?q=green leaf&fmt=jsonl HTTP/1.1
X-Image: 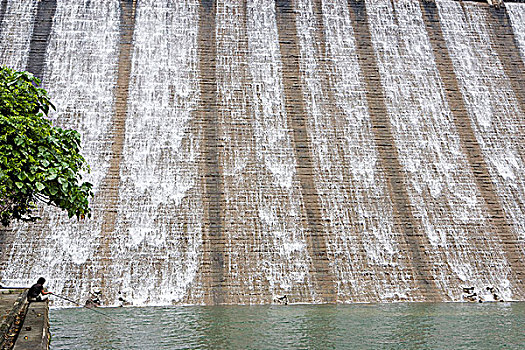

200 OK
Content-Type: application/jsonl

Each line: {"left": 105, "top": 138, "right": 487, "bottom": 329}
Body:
{"left": 0, "top": 67, "right": 92, "bottom": 226}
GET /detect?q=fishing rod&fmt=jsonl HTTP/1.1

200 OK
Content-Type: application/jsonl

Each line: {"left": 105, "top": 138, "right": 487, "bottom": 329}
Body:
{"left": 51, "top": 292, "right": 112, "bottom": 319}
{"left": 2, "top": 284, "right": 112, "bottom": 318}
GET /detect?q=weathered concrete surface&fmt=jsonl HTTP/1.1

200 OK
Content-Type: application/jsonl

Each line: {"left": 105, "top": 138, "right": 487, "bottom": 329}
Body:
{"left": 0, "top": 289, "right": 27, "bottom": 350}
{"left": 25, "top": 0, "right": 57, "bottom": 79}
{"left": 97, "top": 0, "right": 138, "bottom": 292}
{"left": 12, "top": 302, "right": 49, "bottom": 350}
{"left": 275, "top": 0, "right": 337, "bottom": 304}
{"left": 0, "top": 289, "right": 49, "bottom": 350}
{"left": 0, "top": 0, "right": 524, "bottom": 305}
{"left": 347, "top": 0, "right": 439, "bottom": 300}
{"left": 197, "top": 0, "right": 227, "bottom": 306}
{"left": 420, "top": 0, "right": 525, "bottom": 291}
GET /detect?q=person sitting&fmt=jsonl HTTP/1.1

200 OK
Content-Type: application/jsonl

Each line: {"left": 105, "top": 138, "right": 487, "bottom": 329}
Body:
{"left": 273, "top": 294, "right": 289, "bottom": 305}
{"left": 27, "top": 277, "right": 52, "bottom": 302}
{"left": 117, "top": 291, "right": 132, "bottom": 307}
{"left": 85, "top": 290, "right": 102, "bottom": 308}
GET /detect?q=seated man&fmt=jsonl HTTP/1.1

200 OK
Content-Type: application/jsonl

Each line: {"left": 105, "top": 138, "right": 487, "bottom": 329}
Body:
{"left": 85, "top": 290, "right": 102, "bottom": 308}
{"left": 27, "top": 277, "right": 52, "bottom": 302}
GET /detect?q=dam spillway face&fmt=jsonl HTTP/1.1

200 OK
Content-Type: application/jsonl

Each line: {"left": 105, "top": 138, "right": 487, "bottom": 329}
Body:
{"left": 0, "top": 0, "right": 524, "bottom": 306}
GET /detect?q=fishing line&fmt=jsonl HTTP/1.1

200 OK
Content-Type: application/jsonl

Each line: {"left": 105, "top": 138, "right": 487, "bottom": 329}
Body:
{"left": 52, "top": 292, "right": 112, "bottom": 319}
{"left": 2, "top": 284, "right": 113, "bottom": 319}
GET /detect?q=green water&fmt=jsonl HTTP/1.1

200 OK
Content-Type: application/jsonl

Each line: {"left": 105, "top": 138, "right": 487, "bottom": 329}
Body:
{"left": 50, "top": 303, "right": 525, "bottom": 349}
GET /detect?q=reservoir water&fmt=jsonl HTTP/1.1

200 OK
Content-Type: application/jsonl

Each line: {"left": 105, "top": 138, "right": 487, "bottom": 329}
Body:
{"left": 50, "top": 303, "right": 525, "bottom": 349}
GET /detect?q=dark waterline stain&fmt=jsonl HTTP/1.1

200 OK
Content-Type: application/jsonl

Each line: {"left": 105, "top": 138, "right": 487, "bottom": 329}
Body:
{"left": 0, "top": 0, "right": 8, "bottom": 37}
{"left": 26, "top": 0, "right": 57, "bottom": 80}
{"left": 197, "top": 0, "right": 226, "bottom": 305}
{"left": 201, "top": 0, "right": 214, "bottom": 12}
{"left": 487, "top": 6, "right": 525, "bottom": 118}
{"left": 346, "top": 0, "right": 439, "bottom": 300}
{"left": 97, "top": 0, "right": 138, "bottom": 298}
{"left": 275, "top": 0, "right": 336, "bottom": 303}
{"left": 420, "top": 0, "right": 525, "bottom": 296}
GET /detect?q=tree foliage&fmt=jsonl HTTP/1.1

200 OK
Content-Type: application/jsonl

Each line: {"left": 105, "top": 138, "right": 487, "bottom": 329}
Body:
{"left": 0, "top": 66, "right": 92, "bottom": 226}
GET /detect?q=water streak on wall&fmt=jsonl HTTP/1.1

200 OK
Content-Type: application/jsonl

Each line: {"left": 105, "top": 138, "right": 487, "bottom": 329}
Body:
{"left": 507, "top": 4, "right": 525, "bottom": 60}
{"left": 1, "top": 0, "right": 121, "bottom": 304}
{"left": 367, "top": 0, "right": 513, "bottom": 300}
{"left": 245, "top": 0, "right": 314, "bottom": 301}
{"left": 437, "top": 0, "right": 525, "bottom": 261}
{"left": 0, "top": 0, "right": 36, "bottom": 69}
{"left": 0, "top": 0, "right": 524, "bottom": 305}
{"left": 298, "top": 0, "right": 417, "bottom": 302}
{"left": 109, "top": 0, "right": 203, "bottom": 305}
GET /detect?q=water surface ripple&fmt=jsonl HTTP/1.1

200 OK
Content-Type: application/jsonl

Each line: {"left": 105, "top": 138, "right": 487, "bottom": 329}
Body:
{"left": 50, "top": 303, "right": 525, "bottom": 349}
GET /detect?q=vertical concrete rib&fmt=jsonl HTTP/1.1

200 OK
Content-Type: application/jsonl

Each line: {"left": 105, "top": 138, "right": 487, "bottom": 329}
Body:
{"left": 275, "top": 0, "right": 336, "bottom": 303}
{"left": 97, "top": 0, "right": 137, "bottom": 290}
{"left": 420, "top": 0, "right": 525, "bottom": 284}
{"left": 346, "top": 0, "right": 438, "bottom": 299}
{"left": 487, "top": 5, "right": 525, "bottom": 115}
{"left": 0, "top": 0, "right": 8, "bottom": 35}
{"left": 309, "top": 0, "right": 372, "bottom": 299}
{"left": 25, "top": 0, "right": 56, "bottom": 79}
{"left": 198, "top": 0, "right": 225, "bottom": 305}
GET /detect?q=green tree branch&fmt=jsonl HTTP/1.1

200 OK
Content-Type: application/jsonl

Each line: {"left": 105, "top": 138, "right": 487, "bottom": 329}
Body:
{"left": 0, "top": 66, "right": 93, "bottom": 226}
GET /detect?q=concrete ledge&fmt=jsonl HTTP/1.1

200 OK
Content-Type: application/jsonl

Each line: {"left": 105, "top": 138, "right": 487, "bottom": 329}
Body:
{"left": 13, "top": 301, "right": 49, "bottom": 350}
{"left": 0, "top": 289, "right": 28, "bottom": 349}
{"left": 0, "top": 289, "right": 49, "bottom": 350}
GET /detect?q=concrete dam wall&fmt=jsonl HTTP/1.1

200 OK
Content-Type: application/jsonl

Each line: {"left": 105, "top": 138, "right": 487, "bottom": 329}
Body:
{"left": 0, "top": 0, "right": 524, "bottom": 306}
